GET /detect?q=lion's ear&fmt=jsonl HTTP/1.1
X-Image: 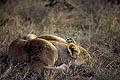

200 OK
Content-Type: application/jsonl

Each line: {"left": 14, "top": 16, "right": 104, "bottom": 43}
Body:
{"left": 66, "top": 38, "right": 76, "bottom": 44}
{"left": 68, "top": 43, "right": 79, "bottom": 58}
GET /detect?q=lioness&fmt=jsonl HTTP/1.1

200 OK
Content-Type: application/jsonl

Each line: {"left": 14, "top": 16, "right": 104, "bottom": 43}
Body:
{"left": 8, "top": 38, "right": 68, "bottom": 71}
{"left": 8, "top": 34, "right": 91, "bottom": 73}
{"left": 26, "top": 34, "right": 92, "bottom": 65}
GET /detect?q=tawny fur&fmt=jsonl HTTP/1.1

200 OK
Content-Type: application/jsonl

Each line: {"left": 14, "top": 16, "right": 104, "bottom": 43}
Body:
{"left": 25, "top": 34, "right": 92, "bottom": 65}
{"left": 49, "top": 41, "right": 92, "bottom": 65}
{"left": 25, "top": 34, "right": 66, "bottom": 43}
{"left": 8, "top": 38, "right": 59, "bottom": 70}
{"left": 38, "top": 34, "right": 66, "bottom": 43}
{"left": 8, "top": 34, "right": 92, "bottom": 73}
{"left": 8, "top": 39, "right": 29, "bottom": 64}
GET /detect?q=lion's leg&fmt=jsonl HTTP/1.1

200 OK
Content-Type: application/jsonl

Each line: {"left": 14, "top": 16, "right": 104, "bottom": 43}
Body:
{"left": 46, "top": 64, "right": 68, "bottom": 71}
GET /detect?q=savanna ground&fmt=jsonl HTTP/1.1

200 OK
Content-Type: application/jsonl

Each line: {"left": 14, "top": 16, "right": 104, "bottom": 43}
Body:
{"left": 0, "top": 0, "right": 120, "bottom": 80}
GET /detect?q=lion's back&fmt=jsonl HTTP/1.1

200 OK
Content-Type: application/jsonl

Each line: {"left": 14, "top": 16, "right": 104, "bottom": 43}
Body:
{"left": 38, "top": 34, "right": 66, "bottom": 43}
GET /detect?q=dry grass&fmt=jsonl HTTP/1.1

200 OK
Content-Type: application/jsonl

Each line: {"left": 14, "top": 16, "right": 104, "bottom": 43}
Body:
{"left": 0, "top": 0, "right": 120, "bottom": 80}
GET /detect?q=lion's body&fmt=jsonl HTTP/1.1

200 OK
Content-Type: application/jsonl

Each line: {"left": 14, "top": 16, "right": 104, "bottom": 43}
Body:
{"left": 26, "top": 34, "right": 92, "bottom": 65}
{"left": 27, "top": 38, "right": 58, "bottom": 68}
{"left": 38, "top": 34, "right": 66, "bottom": 43}
{"left": 25, "top": 34, "right": 66, "bottom": 43}
{"left": 8, "top": 39, "right": 29, "bottom": 64}
{"left": 8, "top": 34, "right": 92, "bottom": 73}
{"left": 8, "top": 38, "right": 58, "bottom": 69}
{"left": 50, "top": 41, "right": 71, "bottom": 65}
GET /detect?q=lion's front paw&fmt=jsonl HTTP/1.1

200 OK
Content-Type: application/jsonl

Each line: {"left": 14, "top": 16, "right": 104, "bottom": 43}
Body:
{"left": 55, "top": 64, "right": 68, "bottom": 71}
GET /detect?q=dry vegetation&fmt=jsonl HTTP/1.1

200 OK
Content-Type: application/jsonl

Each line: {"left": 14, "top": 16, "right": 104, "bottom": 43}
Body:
{"left": 0, "top": 0, "right": 120, "bottom": 80}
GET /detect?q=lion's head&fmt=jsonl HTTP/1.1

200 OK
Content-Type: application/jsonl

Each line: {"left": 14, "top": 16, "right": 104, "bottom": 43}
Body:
{"left": 66, "top": 38, "right": 92, "bottom": 65}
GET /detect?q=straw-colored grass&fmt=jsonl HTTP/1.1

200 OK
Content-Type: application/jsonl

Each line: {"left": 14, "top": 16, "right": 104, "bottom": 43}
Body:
{"left": 0, "top": 0, "right": 120, "bottom": 80}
